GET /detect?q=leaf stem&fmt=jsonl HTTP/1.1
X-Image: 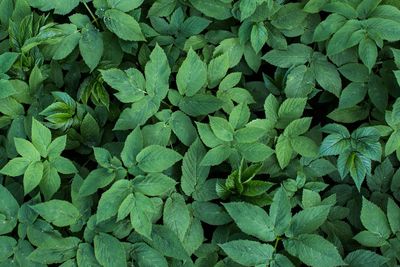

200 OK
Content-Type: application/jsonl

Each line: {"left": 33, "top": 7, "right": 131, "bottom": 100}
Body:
{"left": 274, "top": 237, "right": 280, "bottom": 250}
{"left": 83, "top": 2, "right": 100, "bottom": 28}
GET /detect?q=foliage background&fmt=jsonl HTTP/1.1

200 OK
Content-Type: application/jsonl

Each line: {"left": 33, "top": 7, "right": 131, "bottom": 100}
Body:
{"left": 0, "top": 0, "right": 400, "bottom": 266}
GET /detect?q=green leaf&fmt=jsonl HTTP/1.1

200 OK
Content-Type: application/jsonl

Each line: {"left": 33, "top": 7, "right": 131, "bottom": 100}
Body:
{"left": 130, "top": 192, "right": 155, "bottom": 239}
{"left": 181, "top": 139, "right": 209, "bottom": 196}
{"left": 284, "top": 117, "right": 312, "bottom": 137}
{"left": 353, "top": 231, "right": 388, "bottom": 247}
{"left": 136, "top": 145, "right": 182, "bottom": 172}
{"left": 192, "top": 201, "right": 232, "bottom": 225}
{"left": 219, "top": 240, "right": 274, "bottom": 266}
{"left": 360, "top": 197, "right": 391, "bottom": 239}
{"left": 207, "top": 53, "right": 230, "bottom": 88}
{"left": 31, "top": 118, "right": 52, "bottom": 157}
{"left": 284, "top": 234, "right": 345, "bottom": 267}
{"left": 24, "top": 161, "right": 44, "bottom": 195}
{"left": 132, "top": 242, "right": 168, "bottom": 267}
{"left": 163, "top": 193, "right": 191, "bottom": 241}
{"left": 189, "top": 0, "right": 232, "bottom": 20}
{"left": 223, "top": 202, "right": 275, "bottom": 242}
{"left": 251, "top": 22, "right": 268, "bottom": 54}
{"left": 53, "top": 32, "right": 81, "bottom": 60}
{"left": 132, "top": 173, "right": 176, "bottom": 196}
{"left": 262, "top": 44, "right": 313, "bottom": 68}
{"left": 239, "top": 0, "right": 257, "bottom": 20}
{"left": 276, "top": 135, "right": 293, "bottom": 169}
{"left": 286, "top": 205, "right": 331, "bottom": 237}
{"left": 385, "top": 130, "right": 400, "bottom": 156}
{"left": 290, "top": 136, "right": 319, "bottom": 158}
{"left": 229, "top": 103, "right": 250, "bottom": 129}
{"left": 101, "top": 68, "right": 145, "bottom": 103}
{"left": 358, "top": 37, "right": 377, "bottom": 73}
{"left": 0, "top": 52, "right": 19, "bottom": 74}
{"left": 80, "top": 25, "right": 104, "bottom": 71}
{"left": 107, "top": 0, "right": 143, "bottom": 12}
{"left": 338, "top": 63, "right": 369, "bottom": 83}
{"left": 121, "top": 127, "right": 143, "bottom": 167}
{"left": 14, "top": 138, "right": 40, "bottom": 161}
{"left": 31, "top": 200, "right": 80, "bottom": 227}
{"left": 94, "top": 233, "right": 127, "bottom": 267}
{"left": 97, "top": 179, "right": 132, "bottom": 223}
{"left": 270, "top": 187, "right": 292, "bottom": 236}
{"left": 304, "top": 0, "right": 328, "bottom": 13}
{"left": 344, "top": 249, "right": 388, "bottom": 267}
{"left": 386, "top": 198, "right": 400, "bottom": 234}
{"left": 0, "top": 157, "right": 30, "bottom": 176}
{"left": 170, "top": 111, "right": 197, "bottom": 146}
{"left": 0, "top": 236, "right": 16, "bottom": 261}
{"left": 176, "top": 48, "right": 207, "bottom": 96}
{"left": 47, "top": 135, "right": 67, "bottom": 158}
{"left": 312, "top": 54, "right": 342, "bottom": 97}
{"left": 79, "top": 168, "right": 115, "bottom": 196}
{"left": 28, "top": 237, "right": 80, "bottom": 264}
{"left": 77, "top": 243, "right": 101, "bottom": 267}
{"left": 27, "top": 0, "right": 79, "bottom": 15}
{"left": 148, "top": 225, "right": 189, "bottom": 260}
{"left": 51, "top": 156, "right": 77, "bottom": 174}
{"left": 103, "top": 9, "right": 145, "bottom": 41}
{"left": 200, "top": 145, "right": 232, "bottom": 166}
{"left": 145, "top": 44, "right": 170, "bottom": 100}
{"left": 209, "top": 116, "right": 234, "bottom": 142}
{"left": 365, "top": 18, "right": 400, "bottom": 42}
{"left": 339, "top": 82, "right": 367, "bottom": 109}
{"left": 0, "top": 184, "right": 19, "bottom": 235}
{"left": 278, "top": 97, "right": 307, "bottom": 121}
{"left": 327, "top": 20, "right": 362, "bottom": 56}
{"left": 179, "top": 94, "right": 223, "bottom": 116}
{"left": 148, "top": 0, "right": 177, "bottom": 17}
{"left": 236, "top": 142, "right": 274, "bottom": 162}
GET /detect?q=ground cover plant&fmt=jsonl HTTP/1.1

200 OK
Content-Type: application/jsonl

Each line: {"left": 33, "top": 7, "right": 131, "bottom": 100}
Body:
{"left": 0, "top": 0, "right": 400, "bottom": 266}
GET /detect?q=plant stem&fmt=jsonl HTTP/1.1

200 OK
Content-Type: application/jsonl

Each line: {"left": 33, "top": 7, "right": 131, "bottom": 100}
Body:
{"left": 274, "top": 237, "right": 280, "bottom": 250}
{"left": 83, "top": 1, "right": 100, "bottom": 28}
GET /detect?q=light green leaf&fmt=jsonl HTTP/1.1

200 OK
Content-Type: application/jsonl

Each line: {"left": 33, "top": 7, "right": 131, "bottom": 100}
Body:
{"left": 101, "top": 68, "right": 145, "bottom": 103}
{"left": 24, "top": 161, "right": 44, "bottom": 195}
{"left": 270, "top": 187, "right": 292, "bottom": 236}
{"left": 176, "top": 48, "right": 207, "bottom": 96}
{"left": 145, "top": 44, "right": 170, "bottom": 100}
{"left": 97, "top": 180, "right": 132, "bottom": 223}
{"left": 31, "top": 199, "right": 80, "bottom": 227}
{"left": 219, "top": 240, "right": 274, "bottom": 266}
{"left": 80, "top": 25, "right": 103, "bottom": 71}
{"left": 31, "top": 118, "right": 52, "bottom": 157}
{"left": 181, "top": 138, "right": 210, "bottom": 196}
{"left": 386, "top": 198, "right": 400, "bottom": 234}
{"left": 94, "top": 233, "right": 127, "bottom": 267}
{"left": 276, "top": 135, "right": 293, "bottom": 169}
{"left": 284, "top": 234, "right": 345, "bottom": 267}
{"left": 107, "top": 0, "right": 143, "bottom": 12}
{"left": 262, "top": 44, "right": 313, "bottom": 68}
{"left": 189, "top": 0, "right": 232, "bottom": 20}
{"left": 14, "top": 138, "right": 40, "bottom": 161}
{"left": 132, "top": 173, "right": 176, "bottom": 196}
{"left": 223, "top": 202, "right": 275, "bottom": 242}
{"left": 360, "top": 197, "right": 391, "bottom": 239}
{"left": 163, "top": 193, "right": 191, "bottom": 241}
{"left": 200, "top": 145, "right": 232, "bottom": 166}
{"left": 286, "top": 205, "right": 331, "bottom": 237}
{"left": 0, "top": 157, "right": 30, "bottom": 176}
{"left": 136, "top": 145, "right": 182, "bottom": 173}
{"left": 103, "top": 9, "right": 145, "bottom": 41}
